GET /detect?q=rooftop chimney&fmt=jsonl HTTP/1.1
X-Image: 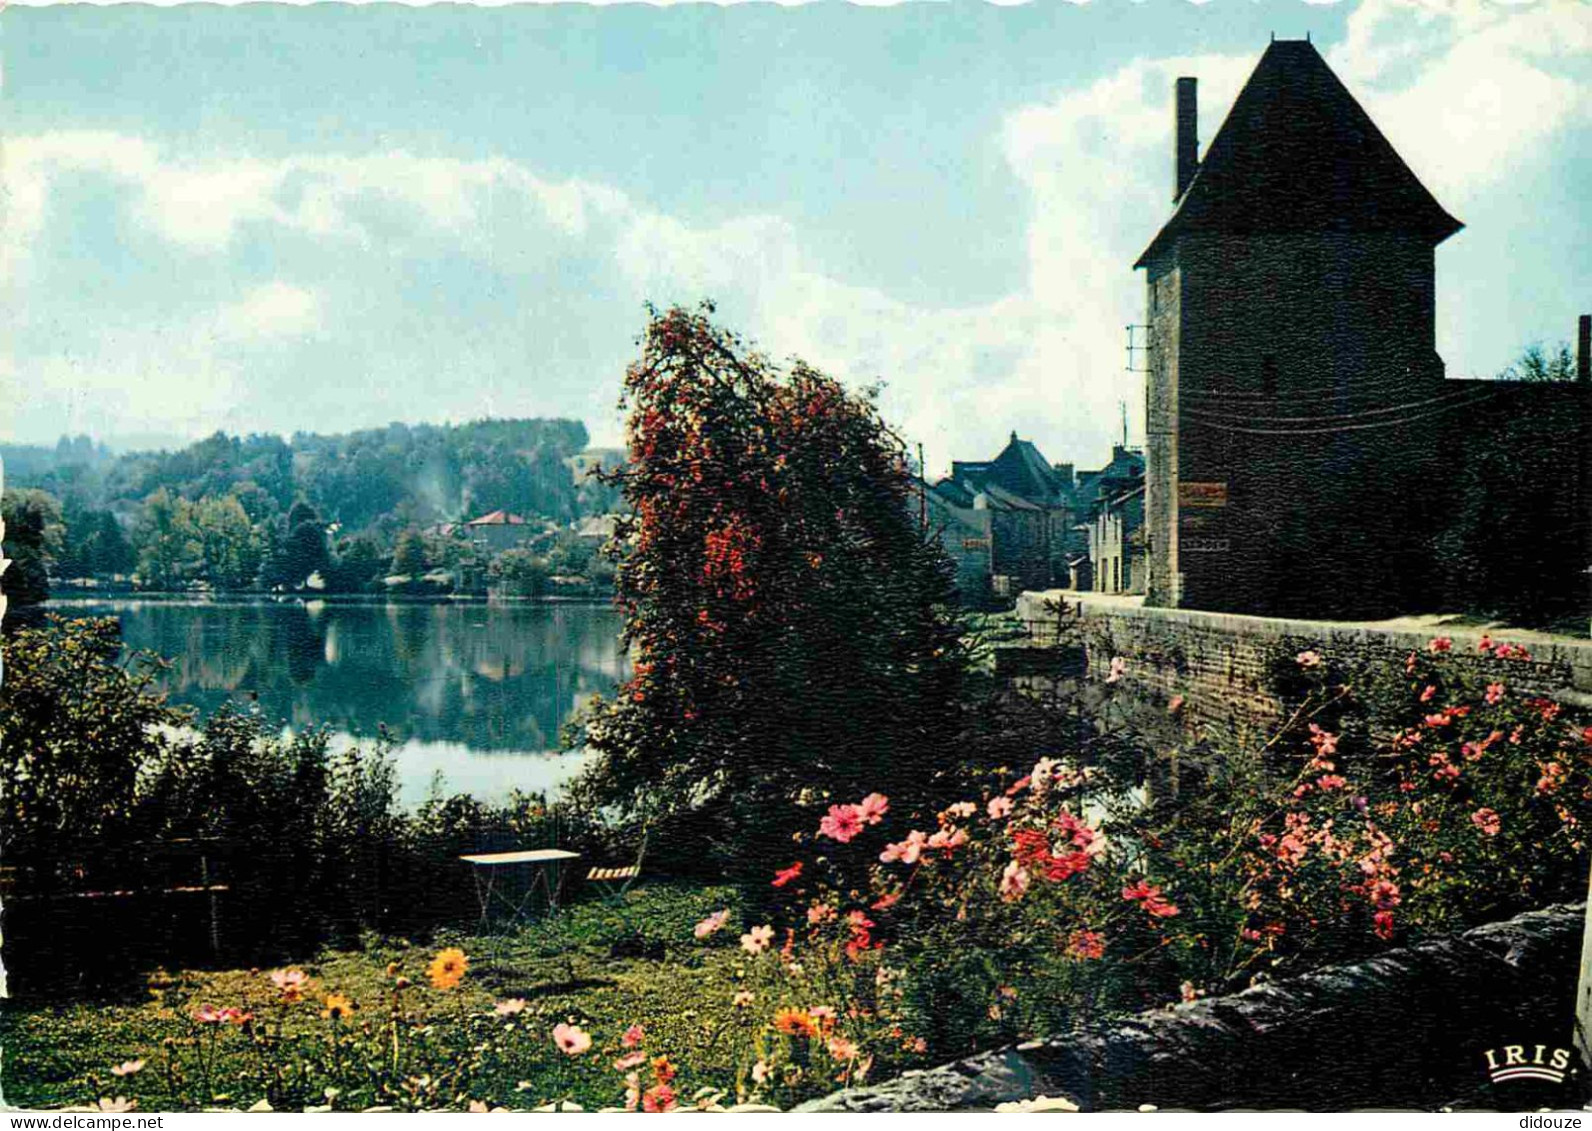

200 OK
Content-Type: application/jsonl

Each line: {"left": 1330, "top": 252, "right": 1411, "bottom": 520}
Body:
{"left": 1175, "top": 77, "right": 1199, "bottom": 201}
{"left": 1579, "top": 314, "right": 1590, "bottom": 383}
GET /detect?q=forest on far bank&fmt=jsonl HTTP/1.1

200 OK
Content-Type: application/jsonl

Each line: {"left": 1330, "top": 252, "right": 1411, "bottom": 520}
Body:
{"left": 0, "top": 418, "right": 625, "bottom": 602}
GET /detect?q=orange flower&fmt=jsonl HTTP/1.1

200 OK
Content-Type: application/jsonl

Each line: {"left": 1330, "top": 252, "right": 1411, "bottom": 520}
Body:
{"left": 427, "top": 947, "right": 469, "bottom": 991}
{"left": 321, "top": 993, "right": 355, "bottom": 1021}
{"left": 773, "top": 1008, "right": 820, "bottom": 1038}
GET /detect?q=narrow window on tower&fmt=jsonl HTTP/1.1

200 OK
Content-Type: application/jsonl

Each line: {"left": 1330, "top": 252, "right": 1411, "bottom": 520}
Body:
{"left": 1261, "top": 354, "right": 1279, "bottom": 397}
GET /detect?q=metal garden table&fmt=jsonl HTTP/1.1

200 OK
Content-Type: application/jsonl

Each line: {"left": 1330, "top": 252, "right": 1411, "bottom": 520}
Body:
{"left": 459, "top": 848, "right": 581, "bottom": 928}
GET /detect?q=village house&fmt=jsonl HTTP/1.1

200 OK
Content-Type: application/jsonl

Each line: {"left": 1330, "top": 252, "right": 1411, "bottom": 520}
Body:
{"left": 464, "top": 509, "right": 532, "bottom": 553}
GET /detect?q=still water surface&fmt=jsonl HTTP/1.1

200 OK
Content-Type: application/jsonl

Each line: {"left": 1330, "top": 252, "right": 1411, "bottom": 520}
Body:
{"left": 48, "top": 598, "right": 629, "bottom": 805}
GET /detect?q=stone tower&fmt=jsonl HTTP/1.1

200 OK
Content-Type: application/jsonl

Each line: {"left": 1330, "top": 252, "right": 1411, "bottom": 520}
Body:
{"left": 1137, "top": 39, "right": 1463, "bottom": 619}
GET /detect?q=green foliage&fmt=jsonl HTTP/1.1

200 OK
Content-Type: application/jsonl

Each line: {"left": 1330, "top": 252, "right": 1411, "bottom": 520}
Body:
{"left": 2, "top": 487, "right": 63, "bottom": 607}
{"left": 0, "top": 617, "right": 186, "bottom": 863}
{"left": 390, "top": 527, "right": 427, "bottom": 578}
{"left": 492, "top": 548, "right": 551, "bottom": 597}
{"left": 573, "top": 305, "right": 968, "bottom": 874}
{"left": 1431, "top": 343, "right": 1589, "bottom": 627}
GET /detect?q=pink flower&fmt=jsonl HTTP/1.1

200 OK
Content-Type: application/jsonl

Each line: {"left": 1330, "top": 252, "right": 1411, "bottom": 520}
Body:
{"left": 1419, "top": 685, "right": 1437, "bottom": 703}
{"left": 1316, "top": 774, "right": 1347, "bottom": 791}
{"left": 826, "top": 1035, "right": 859, "bottom": 1061}
{"left": 807, "top": 902, "right": 836, "bottom": 925}
{"left": 110, "top": 1060, "right": 145, "bottom": 1078}
{"left": 987, "top": 796, "right": 1013, "bottom": 820}
{"left": 879, "top": 830, "right": 928, "bottom": 865}
{"left": 740, "top": 924, "right": 775, "bottom": 954}
{"left": 270, "top": 968, "right": 309, "bottom": 996}
{"left": 1471, "top": 807, "right": 1502, "bottom": 837}
{"left": 999, "top": 860, "right": 1031, "bottom": 903}
{"left": 1180, "top": 982, "right": 1199, "bottom": 1004}
{"left": 926, "top": 826, "right": 968, "bottom": 852}
{"left": 818, "top": 804, "right": 864, "bottom": 844}
{"left": 1368, "top": 879, "right": 1401, "bottom": 910}
{"left": 551, "top": 1022, "right": 592, "bottom": 1056}
{"left": 1066, "top": 930, "right": 1104, "bottom": 960}
{"left": 494, "top": 998, "right": 528, "bottom": 1016}
{"left": 614, "top": 1050, "right": 647, "bottom": 1071}
{"left": 857, "top": 793, "right": 890, "bottom": 826}
{"left": 1296, "top": 650, "right": 1322, "bottom": 668}
{"left": 1106, "top": 656, "right": 1127, "bottom": 683}
{"left": 1428, "top": 636, "right": 1453, "bottom": 653}
{"left": 1167, "top": 695, "right": 1185, "bottom": 714}
{"left": 621, "top": 1024, "right": 645, "bottom": 1048}
{"left": 1477, "top": 634, "right": 1494, "bottom": 654}
{"left": 1373, "top": 910, "right": 1396, "bottom": 940}
{"left": 694, "top": 909, "right": 731, "bottom": 939}
{"left": 1485, "top": 682, "right": 1506, "bottom": 705}
{"left": 192, "top": 1004, "right": 224, "bottom": 1025}
{"left": 944, "top": 801, "right": 978, "bottom": 820}
{"left": 772, "top": 861, "right": 803, "bottom": 888}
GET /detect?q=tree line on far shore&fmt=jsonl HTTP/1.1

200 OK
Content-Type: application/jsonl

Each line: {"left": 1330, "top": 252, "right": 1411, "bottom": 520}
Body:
{"left": 0, "top": 418, "right": 624, "bottom": 607}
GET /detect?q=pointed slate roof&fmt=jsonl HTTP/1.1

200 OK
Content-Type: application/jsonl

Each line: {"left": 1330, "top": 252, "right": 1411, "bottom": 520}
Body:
{"left": 1136, "top": 40, "right": 1462, "bottom": 269}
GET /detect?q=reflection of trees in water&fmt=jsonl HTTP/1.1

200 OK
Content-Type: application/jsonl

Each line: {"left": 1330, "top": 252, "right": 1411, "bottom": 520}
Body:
{"left": 89, "top": 601, "right": 628, "bottom": 753}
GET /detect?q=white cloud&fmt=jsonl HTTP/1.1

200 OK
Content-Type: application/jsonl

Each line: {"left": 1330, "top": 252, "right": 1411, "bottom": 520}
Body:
{"left": 208, "top": 282, "right": 321, "bottom": 342}
{"left": 7, "top": 0, "right": 1590, "bottom": 461}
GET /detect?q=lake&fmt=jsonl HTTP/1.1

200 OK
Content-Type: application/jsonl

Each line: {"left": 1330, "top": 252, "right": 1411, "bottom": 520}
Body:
{"left": 46, "top": 597, "right": 629, "bottom": 806}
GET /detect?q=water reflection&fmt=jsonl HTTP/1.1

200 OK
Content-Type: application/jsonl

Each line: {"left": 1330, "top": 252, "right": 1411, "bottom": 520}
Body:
{"left": 49, "top": 598, "right": 628, "bottom": 804}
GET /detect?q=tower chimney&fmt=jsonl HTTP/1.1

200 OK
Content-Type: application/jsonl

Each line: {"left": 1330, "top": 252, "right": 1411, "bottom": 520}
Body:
{"left": 1175, "top": 77, "right": 1199, "bottom": 201}
{"left": 1578, "top": 314, "right": 1590, "bottom": 383}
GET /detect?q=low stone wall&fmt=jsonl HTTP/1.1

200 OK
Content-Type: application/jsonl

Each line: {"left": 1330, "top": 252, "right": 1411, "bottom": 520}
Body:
{"left": 801, "top": 903, "right": 1587, "bottom": 1112}
{"left": 1009, "top": 591, "right": 1592, "bottom": 735}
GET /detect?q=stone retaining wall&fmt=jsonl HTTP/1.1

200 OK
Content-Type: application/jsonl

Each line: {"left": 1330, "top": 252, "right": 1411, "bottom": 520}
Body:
{"left": 1009, "top": 591, "right": 1592, "bottom": 735}
{"left": 801, "top": 903, "right": 1587, "bottom": 1112}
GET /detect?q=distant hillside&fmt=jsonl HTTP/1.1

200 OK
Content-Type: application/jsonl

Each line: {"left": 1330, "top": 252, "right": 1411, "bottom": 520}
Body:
{"left": 3, "top": 418, "right": 603, "bottom": 534}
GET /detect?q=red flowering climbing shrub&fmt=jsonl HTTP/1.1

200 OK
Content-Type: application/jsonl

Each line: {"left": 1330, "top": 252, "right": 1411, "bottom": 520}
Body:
{"left": 573, "top": 304, "right": 968, "bottom": 873}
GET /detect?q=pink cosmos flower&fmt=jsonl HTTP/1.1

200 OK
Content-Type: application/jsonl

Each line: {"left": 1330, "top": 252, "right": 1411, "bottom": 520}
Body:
{"left": 1471, "top": 807, "right": 1502, "bottom": 837}
{"left": 1167, "top": 695, "right": 1185, "bottom": 714}
{"left": 1295, "top": 650, "right": 1322, "bottom": 668}
{"left": 1373, "top": 910, "right": 1396, "bottom": 940}
{"left": 694, "top": 908, "right": 731, "bottom": 939}
{"left": 270, "top": 968, "right": 309, "bottom": 994}
{"left": 551, "top": 1022, "right": 592, "bottom": 1056}
{"left": 827, "top": 1035, "right": 859, "bottom": 1060}
{"left": 1428, "top": 636, "right": 1453, "bottom": 654}
{"left": 493, "top": 998, "right": 528, "bottom": 1016}
{"left": 1066, "top": 929, "right": 1105, "bottom": 960}
{"left": 818, "top": 804, "right": 864, "bottom": 844}
{"left": 926, "top": 826, "right": 968, "bottom": 852}
{"left": 192, "top": 1005, "right": 224, "bottom": 1025}
{"left": 110, "top": 1060, "right": 145, "bottom": 1078}
{"left": 740, "top": 924, "right": 775, "bottom": 955}
{"left": 1316, "top": 775, "right": 1347, "bottom": 791}
{"left": 999, "top": 860, "right": 1031, "bottom": 903}
{"left": 772, "top": 861, "right": 804, "bottom": 888}
{"left": 807, "top": 902, "right": 836, "bottom": 925}
{"left": 1419, "top": 685, "right": 1437, "bottom": 703}
{"left": 945, "top": 801, "right": 978, "bottom": 820}
{"left": 879, "top": 830, "right": 928, "bottom": 865}
{"left": 621, "top": 1024, "right": 645, "bottom": 1048}
{"left": 987, "top": 796, "right": 1013, "bottom": 820}
{"left": 614, "top": 1050, "right": 647, "bottom": 1071}
{"left": 1477, "top": 634, "right": 1494, "bottom": 654}
{"left": 857, "top": 793, "right": 890, "bottom": 826}
{"left": 1485, "top": 682, "right": 1506, "bottom": 705}
{"left": 1106, "top": 656, "right": 1127, "bottom": 683}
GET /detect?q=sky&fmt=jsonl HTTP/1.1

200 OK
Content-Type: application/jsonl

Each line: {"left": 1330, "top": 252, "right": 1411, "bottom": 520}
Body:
{"left": 3, "top": 0, "right": 1590, "bottom": 474}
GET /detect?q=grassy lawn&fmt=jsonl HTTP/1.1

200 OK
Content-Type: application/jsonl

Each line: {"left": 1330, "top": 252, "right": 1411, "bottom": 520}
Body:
{"left": 0, "top": 882, "right": 884, "bottom": 1113}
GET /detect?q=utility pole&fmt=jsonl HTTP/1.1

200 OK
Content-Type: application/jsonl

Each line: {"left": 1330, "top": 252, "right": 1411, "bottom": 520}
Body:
{"left": 1120, "top": 401, "right": 1129, "bottom": 449}
{"left": 917, "top": 442, "right": 927, "bottom": 529}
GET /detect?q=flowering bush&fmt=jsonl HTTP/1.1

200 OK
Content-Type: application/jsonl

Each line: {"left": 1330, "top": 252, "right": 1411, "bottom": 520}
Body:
{"left": 710, "top": 637, "right": 1592, "bottom": 1068}
{"left": 572, "top": 304, "right": 969, "bottom": 876}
